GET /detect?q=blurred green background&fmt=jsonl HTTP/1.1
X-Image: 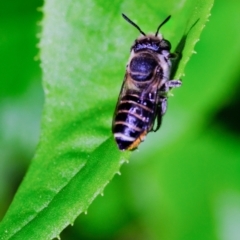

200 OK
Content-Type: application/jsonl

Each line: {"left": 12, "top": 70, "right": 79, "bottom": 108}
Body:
{"left": 0, "top": 0, "right": 43, "bottom": 218}
{"left": 0, "top": 1, "right": 240, "bottom": 240}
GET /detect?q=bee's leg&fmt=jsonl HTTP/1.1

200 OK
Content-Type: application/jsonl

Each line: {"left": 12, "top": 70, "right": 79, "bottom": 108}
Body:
{"left": 168, "top": 53, "right": 178, "bottom": 59}
{"left": 153, "top": 79, "right": 181, "bottom": 132}
{"left": 153, "top": 97, "right": 167, "bottom": 132}
{"left": 153, "top": 110, "right": 162, "bottom": 132}
{"left": 159, "top": 80, "right": 181, "bottom": 98}
{"left": 165, "top": 80, "right": 182, "bottom": 89}
{"left": 160, "top": 97, "right": 167, "bottom": 116}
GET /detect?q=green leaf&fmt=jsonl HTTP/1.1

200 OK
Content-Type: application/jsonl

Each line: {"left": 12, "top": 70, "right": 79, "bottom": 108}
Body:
{"left": 0, "top": 0, "right": 213, "bottom": 239}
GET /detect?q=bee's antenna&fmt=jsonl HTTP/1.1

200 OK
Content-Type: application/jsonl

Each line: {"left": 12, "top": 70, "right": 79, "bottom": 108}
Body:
{"left": 155, "top": 15, "right": 171, "bottom": 36}
{"left": 122, "top": 13, "right": 146, "bottom": 36}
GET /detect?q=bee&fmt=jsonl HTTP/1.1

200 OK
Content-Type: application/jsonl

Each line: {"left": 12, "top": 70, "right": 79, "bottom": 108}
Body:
{"left": 112, "top": 13, "right": 182, "bottom": 151}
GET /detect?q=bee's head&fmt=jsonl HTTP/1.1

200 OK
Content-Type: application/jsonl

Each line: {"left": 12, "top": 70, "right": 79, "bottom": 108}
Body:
{"left": 132, "top": 36, "right": 171, "bottom": 53}
{"left": 122, "top": 14, "right": 171, "bottom": 53}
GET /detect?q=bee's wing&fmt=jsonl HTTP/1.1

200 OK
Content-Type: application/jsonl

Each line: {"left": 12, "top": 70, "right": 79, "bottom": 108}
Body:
{"left": 138, "top": 73, "right": 164, "bottom": 132}
{"left": 112, "top": 72, "right": 129, "bottom": 130}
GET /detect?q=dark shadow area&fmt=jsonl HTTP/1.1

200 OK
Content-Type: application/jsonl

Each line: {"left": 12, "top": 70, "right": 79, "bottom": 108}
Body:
{"left": 212, "top": 79, "right": 240, "bottom": 135}
{"left": 170, "top": 19, "right": 199, "bottom": 79}
{"left": 0, "top": 153, "right": 30, "bottom": 220}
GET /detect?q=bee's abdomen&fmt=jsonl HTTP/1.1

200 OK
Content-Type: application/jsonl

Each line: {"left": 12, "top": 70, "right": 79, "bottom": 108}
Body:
{"left": 113, "top": 94, "right": 154, "bottom": 150}
{"left": 129, "top": 54, "right": 158, "bottom": 81}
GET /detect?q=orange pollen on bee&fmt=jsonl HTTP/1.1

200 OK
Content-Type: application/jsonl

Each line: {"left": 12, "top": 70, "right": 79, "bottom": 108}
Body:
{"left": 127, "top": 130, "right": 148, "bottom": 150}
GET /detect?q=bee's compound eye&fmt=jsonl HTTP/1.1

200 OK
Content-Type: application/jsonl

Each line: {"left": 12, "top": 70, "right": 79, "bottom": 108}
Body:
{"left": 160, "top": 39, "right": 171, "bottom": 51}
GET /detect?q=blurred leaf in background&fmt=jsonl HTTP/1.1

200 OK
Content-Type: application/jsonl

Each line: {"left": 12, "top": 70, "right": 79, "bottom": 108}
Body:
{"left": 0, "top": 0, "right": 43, "bottom": 218}
{"left": 0, "top": 0, "right": 240, "bottom": 240}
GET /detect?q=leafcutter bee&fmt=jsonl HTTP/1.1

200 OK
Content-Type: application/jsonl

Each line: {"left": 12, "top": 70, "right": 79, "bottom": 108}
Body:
{"left": 112, "top": 13, "right": 182, "bottom": 151}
